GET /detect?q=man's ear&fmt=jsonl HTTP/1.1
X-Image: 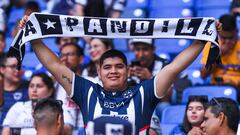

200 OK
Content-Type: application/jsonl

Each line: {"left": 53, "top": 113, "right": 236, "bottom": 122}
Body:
{"left": 97, "top": 66, "right": 101, "bottom": 78}
{"left": 218, "top": 112, "right": 225, "bottom": 126}
{"left": 57, "top": 114, "right": 63, "bottom": 128}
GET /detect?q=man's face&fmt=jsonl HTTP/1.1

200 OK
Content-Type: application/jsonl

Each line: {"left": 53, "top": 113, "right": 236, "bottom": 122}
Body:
{"left": 98, "top": 57, "right": 128, "bottom": 91}
{"left": 201, "top": 108, "right": 220, "bottom": 135}
{"left": 133, "top": 43, "right": 154, "bottom": 67}
{"left": 1, "top": 57, "right": 21, "bottom": 83}
{"left": 58, "top": 37, "right": 77, "bottom": 49}
{"left": 219, "top": 30, "right": 238, "bottom": 55}
{"left": 60, "top": 45, "right": 81, "bottom": 72}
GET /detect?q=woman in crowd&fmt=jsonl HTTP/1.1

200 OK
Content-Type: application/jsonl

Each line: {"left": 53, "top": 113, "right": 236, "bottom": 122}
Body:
{"left": 170, "top": 96, "right": 208, "bottom": 135}
{"left": 81, "top": 38, "right": 113, "bottom": 85}
{"left": 1, "top": 72, "right": 55, "bottom": 135}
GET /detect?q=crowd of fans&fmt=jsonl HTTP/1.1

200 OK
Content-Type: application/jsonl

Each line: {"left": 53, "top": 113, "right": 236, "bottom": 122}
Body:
{"left": 0, "top": 0, "right": 239, "bottom": 135}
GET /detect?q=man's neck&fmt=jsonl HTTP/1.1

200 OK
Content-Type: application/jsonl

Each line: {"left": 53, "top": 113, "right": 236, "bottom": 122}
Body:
{"left": 217, "top": 128, "right": 236, "bottom": 135}
{"left": 37, "top": 128, "right": 59, "bottom": 135}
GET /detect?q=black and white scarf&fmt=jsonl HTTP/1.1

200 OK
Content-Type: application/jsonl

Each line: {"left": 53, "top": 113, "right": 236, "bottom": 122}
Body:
{"left": 7, "top": 12, "right": 220, "bottom": 70}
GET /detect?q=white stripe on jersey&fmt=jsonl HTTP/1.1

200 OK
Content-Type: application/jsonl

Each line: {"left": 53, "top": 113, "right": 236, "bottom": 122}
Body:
{"left": 126, "top": 98, "right": 135, "bottom": 124}
{"left": 87, "top": 86, "right": 93, "bottom": 113}
{"left": 139, "top": 86, "right": 144, "bottom": 113}
{"left": 93, "top": 97, "right": 102, "bottom": 119}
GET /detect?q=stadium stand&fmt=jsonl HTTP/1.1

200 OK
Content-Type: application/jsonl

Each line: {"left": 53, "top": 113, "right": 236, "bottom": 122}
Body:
{"left": 161, "top": 105, "right": 186, "bottom": 124}
{"left": 181, "top": 86, "right": 238, "bottom": 104}
{"left": 161, "top": 123, "right": 178, "bottom": 135}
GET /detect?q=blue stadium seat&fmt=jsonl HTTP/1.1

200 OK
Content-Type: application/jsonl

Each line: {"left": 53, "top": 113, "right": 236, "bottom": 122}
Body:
{"left": 149, "top": 0, "right": 194, "bottom": 9}
{"left": 187, "top": 53, "right": 202, "bottom": 69}
{"left": 181, "top": 68, "right": 204, "bottom": 85}
{"left": 42, "top": 38, "right": 59, "bottom": 53}
{"left": 196, "top": 8, "right": 229, "bottom": 18}
{"left": 126, "top": 0, "right": 149, "bottom": 8}
{"left": 161, "top": 124, "right": 178, "bottom": 135}
{"left": 182, "top": 86, "right": 238, "bottom": 104}
{"left": 123, "top": 51, "right": 135, "bottom": 64}
{"left": 149, "top": 8, "right": 193, "bottom": 18}
{"left": 195, "top": 0, "right": 231, "bottom": 9}
{"left": 155, "top": 39, "right": 191, "bottom": 55}
{"left": 161, "top": 105, "right": 186, "bottom": 124}
{"left": 121, "top": 8, "right": 147, "bottom": 18}
{"left": 113, "top": 39, "right": 128, "bottom": 51}
{"left": 22, "top": 52, "right": 41, "bottom": 68}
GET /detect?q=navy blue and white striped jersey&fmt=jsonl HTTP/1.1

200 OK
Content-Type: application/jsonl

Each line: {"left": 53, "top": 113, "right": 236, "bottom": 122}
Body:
{"left": 71, "top": 74, "right": 161, "bottom": 134}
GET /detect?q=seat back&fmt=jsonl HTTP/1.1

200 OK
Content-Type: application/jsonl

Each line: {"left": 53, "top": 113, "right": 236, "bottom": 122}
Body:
{"left": 182, "top": 86, "right": 238, "bottom": 104}
{"left": 161, "top": 105, "right": 186, "bottom": 124}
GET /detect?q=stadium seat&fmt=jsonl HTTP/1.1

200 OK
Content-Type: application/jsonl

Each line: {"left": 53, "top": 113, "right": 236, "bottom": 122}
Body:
{"left": 181, "top": 68, "right": 204, "bottom": 85}
{"left": 161, "top": 105, "right": 186, "bottom": 124}
{"left": 123, "top": 51, "right": 135, "bottom": 64}
{"left": 126, "top": 0, "right": 149, "bottom": 8}
{"left": 161, "top": 124, "right": 178, "bottom": 135}
{"left": 149, "top": 0, "right": 194, "bottom": 9}
{"left": 181, "top": 86, "right": 238, "bottom": 104}
{"left": 42, "top": 38, "right": 59, "bottom": 53}
{"left": 155, "top": 39, "right": 191, "bottom": 56}
{"left": 121, "top": 8, "right": 147, "bottom": 18}
{"left": 187, "top": 53, "right": 202, "bottom": 69}
{"left": 113, "top": 39, "right": 128, "bottom": 51}
{"left": 196, "top": 8, "right": 229, "bottom": 18}
{"left": 149, "top": 8, "right": 193, "bottom": 18}
{"left": 195, "top": 0, "right": 231, "bottom": 9}
{"left": 22, "top": 52, "right": 41, "bottom": 69}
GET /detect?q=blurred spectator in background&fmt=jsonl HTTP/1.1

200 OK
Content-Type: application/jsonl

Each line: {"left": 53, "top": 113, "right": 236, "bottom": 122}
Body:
{"left": 33, "top": 98, "right": 64, "bottom": 135}
{"left": 0, "top": 8, "right": 6, "bottom": 32}
{"left": 128, "top": 38, "right": 171, "bottom": 119}
{"left": 24, "top": 1, "right": 40, "bottom": 16}
{"left": 170, "top": 96, "right": 208, "bottom": 135}
{"left": 56, "top": 42, "right": 85, "bottom": 135}
{"left": 70, "top": 0, "right": 127, "bottom": 44}
{"left": 149, "top": 113, "right": 162, "bottom": 135}
{"left": 231, "top": 0, "right": 240, "bottom": 16}
{"left": 56, "top": 37, "right": 79, "bottom": 50}
{"left": 128, "top": 39, "right": 168, "bottom": 83}
{"left": 71, "top": 0, "right": 126, "bottom": 18}
{"left": 1, "top": 72, "right": 54, "bottom": 135}
{"left": 201, "top": 97, "right": 239, "bottom": 135}
{"left": 82, "top": 38, "right": 113, "bottom": 85}
{"left": 0, "top": 56, "right": 28, "bottom": 130}
{"left": 200, "top": 14, "right": 240, "bottom": 101}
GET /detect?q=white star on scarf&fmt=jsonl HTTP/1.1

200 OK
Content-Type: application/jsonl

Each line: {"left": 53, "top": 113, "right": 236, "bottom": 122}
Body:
{"left": 43, "top": 19, "right": 56, "bottom": 29}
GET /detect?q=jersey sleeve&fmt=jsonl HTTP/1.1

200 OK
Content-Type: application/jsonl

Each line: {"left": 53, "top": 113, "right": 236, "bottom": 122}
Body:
{"left": 140, "top": 78, "right": 160, "bottom": 107}
{"left": 70, "top": 74, "right": 97, "bottom": 109}
{"left": 2, "top": 102, "right": 22, "bottom": 127}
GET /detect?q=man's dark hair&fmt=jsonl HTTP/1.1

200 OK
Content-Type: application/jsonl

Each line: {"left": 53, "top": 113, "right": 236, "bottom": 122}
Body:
{"left": 183, "top": 96, "right": 208, "bottom": 132}
{"left": 60, "top": 43, "right": 84, "bottom": 57}
{"left": 219, "top": 14, "right": 237, "bottom": 31}
{"left": 25, "top": 1, "right": 40, "bottom": 12}
{"left": 55, "top": 37, "right": 79, "bottom": 45}
{"left": 33, "top": 98, "right": 63, "bottom": 128}
{"left": 208, "top": 97, "right": 239, "bottom": 133}
{"left": 0, "top": 31, "right": 5, "bottom": 38}
{"left": 99, "top": 49, "right": 127, "bottom": 67}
